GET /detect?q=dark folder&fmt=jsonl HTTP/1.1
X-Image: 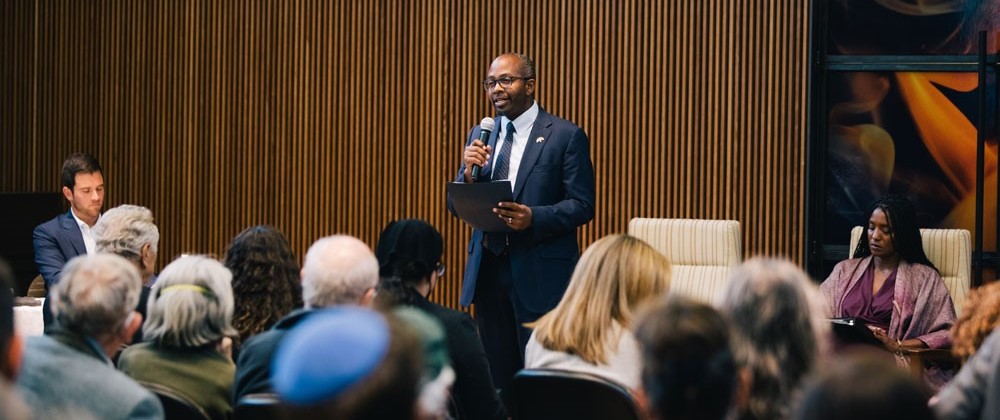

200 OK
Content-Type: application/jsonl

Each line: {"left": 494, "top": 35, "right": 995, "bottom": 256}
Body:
{"left": 830, "top": 317, "right": 884, "bottom": 347}
{"left": 447, "top": 181, "right": 515, "bottom": 233}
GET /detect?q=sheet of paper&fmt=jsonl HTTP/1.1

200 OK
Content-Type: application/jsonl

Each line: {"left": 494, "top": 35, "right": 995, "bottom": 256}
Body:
{"left": 447, "top": 181, "right": 515, "bottom": 233}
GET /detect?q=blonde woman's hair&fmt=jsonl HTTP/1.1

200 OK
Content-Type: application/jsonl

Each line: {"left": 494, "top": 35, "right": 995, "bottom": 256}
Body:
{"left": 530, "top": 234, "right": 671, "bottom": 365}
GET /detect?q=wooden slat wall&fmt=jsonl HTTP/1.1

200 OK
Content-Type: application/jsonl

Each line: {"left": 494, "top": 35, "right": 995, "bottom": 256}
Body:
{"left": 1, "top": 0, "right": 808, "bottom": 309}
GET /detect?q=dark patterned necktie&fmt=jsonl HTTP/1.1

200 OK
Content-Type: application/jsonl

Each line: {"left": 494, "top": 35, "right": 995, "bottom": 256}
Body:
{"left": 485, "top": 121, "right": 515, "bottom": 255}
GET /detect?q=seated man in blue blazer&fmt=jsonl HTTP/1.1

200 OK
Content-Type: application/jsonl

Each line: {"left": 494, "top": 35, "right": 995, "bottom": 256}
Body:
{"left": 33, "top": 152, "right": 105, "bottom": 326}
{"left": 447, "top": 53, "right": 596, "bottom": 397}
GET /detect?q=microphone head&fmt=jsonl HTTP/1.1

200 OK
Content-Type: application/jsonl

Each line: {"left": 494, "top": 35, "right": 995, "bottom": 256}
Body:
{"left": 480, "top": 118, "right": 495, "bottom": 133}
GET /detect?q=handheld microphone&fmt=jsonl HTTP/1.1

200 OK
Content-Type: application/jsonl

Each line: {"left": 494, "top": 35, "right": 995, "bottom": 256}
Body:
{"left": 471, "top": 117, "right": 495, "bottom": 181}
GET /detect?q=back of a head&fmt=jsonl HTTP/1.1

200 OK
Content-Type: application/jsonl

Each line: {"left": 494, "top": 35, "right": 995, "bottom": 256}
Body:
{"left": 224, "top": 225, "right": 302, "bottom": 340}
{"left": 374, "top": 219, "right": 444, "bottom": 306}
{"left": 52, "top": 254, "right": 142, "bottom": 340}
{"left": 721, "top": 257, "right": 829, "bottom": 420}
{"left": 793, "top": 352, "right": 934, "bottom": 420}
{"left": 92, "top": 204, "right": 159, "bottom": 262}
{"left": 374, "top": 219, "right": 443, "bottom": 283}
{"left": 301, "top": 235, "right": 379, "bottom": 308}
{"left": 951, "top": 281, "right": 1000, "bottom": 361}
{"left": 272, "top": 307, "right": 423, "bottom": 419}
{"left": 144, "top": 255, "right": 236, "bottom": 348}
{"left": 533, "top": 234, "right": 671, "bottom": 365}
{"left": 635, "top": 295, "right": 736, "bottom": 420}
{"left": 61, "top": 152, "right": 103, "bottom": 190}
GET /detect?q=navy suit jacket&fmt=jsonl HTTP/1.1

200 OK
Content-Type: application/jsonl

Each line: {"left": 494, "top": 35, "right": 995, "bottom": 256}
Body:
{"left": 447, "top": 107, "right": 596, "bottom": 314}
{"left": 33, "top": 210, "right": 87, "bottom": 287}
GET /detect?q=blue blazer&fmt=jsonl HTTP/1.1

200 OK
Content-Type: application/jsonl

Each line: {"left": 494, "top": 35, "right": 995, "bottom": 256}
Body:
{"left": 33, "top": 210, "right": 87, "bottom": 287}
{"left": 448, "top": 108, "right": 596, "bottom": 314}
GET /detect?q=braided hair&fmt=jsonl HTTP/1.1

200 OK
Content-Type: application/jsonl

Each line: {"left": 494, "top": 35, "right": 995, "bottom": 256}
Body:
{"left": 852, "top": 194, "right": 936, "bottom": 271}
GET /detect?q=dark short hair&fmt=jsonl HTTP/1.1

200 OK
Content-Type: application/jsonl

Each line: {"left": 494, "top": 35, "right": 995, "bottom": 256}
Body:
{"left": 853, "top": 194, "right": 936, "bottom": 270}
{"left": 635, "top": 295, "right": 736, "bottom": 420}
{"left": 792, "top": 352, "right": 934, "bottom": 420}
{"left": 0, "top": 259, "right": 14, "bottom": 377}
{"left": 61, "top": 152, "right": 103, "bottom": 190}
{"left": 374, "top": 219, "right": 443, "bottom": 307}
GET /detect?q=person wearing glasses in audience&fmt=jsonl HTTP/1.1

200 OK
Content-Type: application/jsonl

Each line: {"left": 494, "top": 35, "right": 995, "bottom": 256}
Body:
{"left": 118, "top": 256, "right": 237, "bottom": 420}
{"left": 821, "top": 194, "right": 955, "bottom": 389}
{"left": 447, "top": 52, "right": 596, "bottom": 400}
{"left": 374, "top": 219, "right": 507, "bottom": 420}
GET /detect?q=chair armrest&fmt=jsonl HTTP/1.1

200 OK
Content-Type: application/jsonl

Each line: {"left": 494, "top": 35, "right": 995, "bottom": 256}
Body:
{"left": 899, "top": 348, "right": 958, "bottom": 377}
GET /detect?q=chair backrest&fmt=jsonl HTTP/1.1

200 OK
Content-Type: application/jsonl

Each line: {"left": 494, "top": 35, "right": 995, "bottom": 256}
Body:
{"left": 627, "top": 218, "right": 742, "bottom": 304}
{"left": 848, "top": 226, "right": 971, "bottom": 314}
{"left": 234, "top": 393, "right": 283, "bottom": 420}
{"left": 511, "top": 369, "right": 643, "bottom": 420}
{"left": 141, "top": 382, "right": 211, "bottom": 420}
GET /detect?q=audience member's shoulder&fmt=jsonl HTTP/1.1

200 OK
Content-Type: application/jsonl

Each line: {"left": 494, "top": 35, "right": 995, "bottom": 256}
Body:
{"left": 240, "top": 310, "right": 312, "bottom": 353}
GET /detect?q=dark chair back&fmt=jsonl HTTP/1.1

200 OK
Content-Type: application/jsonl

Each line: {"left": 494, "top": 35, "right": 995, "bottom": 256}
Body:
{"left": 511, "top": 369, "right": 643, "bottom": 420}
{"left": 234, "top": 393, "right": 284, "bottom": 420}
{"left": 141, "top": 382, "right": 211, "bottom": 420}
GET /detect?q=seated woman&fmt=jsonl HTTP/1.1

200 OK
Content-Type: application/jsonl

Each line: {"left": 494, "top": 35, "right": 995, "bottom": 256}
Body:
{"left": 374, "top": 219, "right": 507, "bottom": 420}
{"left": 821, "top": 195, "right": 955, "bottom": 388}
{"left": 118, "top": 255, "right": 237, "bottom": 420}
{"left": 224, "top": 225, "right": 302, "bottom": 345}
{"left": 525, "top": 234, "right": 671, "bottom": 390}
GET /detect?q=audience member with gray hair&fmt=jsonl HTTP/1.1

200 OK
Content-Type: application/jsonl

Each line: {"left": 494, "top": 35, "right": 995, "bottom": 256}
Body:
{"left": 118, "top": 255, "right": 237, "bottom": 420}
{"left": 233, "top": 235, "right": 380, "bottom": 402}
{"left": 93, "top": 204, "right": 159, "bottom": 283}
{"left": 720, "top": 258, "right": 830, "bottom": 420}
{"left": 301, "top": 235, "right": 380, "bottom": 307}
{"left": 16, "top": 254, "right": 163, "bottom": 420}
{"left": 93, "top": 204, "right": 160, "bottom": 342}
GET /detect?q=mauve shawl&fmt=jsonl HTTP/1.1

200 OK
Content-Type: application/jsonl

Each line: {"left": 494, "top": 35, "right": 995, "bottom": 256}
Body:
{"left": 821, "top": 256, "right": 956, "bottom": 388}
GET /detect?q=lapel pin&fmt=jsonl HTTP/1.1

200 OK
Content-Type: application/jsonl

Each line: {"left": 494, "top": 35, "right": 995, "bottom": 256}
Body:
{"left": 535, "top": 137, "right": 545, "bottom": 143}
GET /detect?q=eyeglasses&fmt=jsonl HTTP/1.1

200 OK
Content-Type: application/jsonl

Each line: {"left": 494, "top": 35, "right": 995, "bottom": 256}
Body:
{"left": 482, "top": 76, "right": 532, "bottom": 91}
{"left": 435, "top": 262, "right": 446, "bottom": 277}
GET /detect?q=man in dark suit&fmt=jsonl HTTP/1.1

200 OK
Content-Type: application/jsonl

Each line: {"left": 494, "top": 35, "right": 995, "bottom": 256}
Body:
{"left": 447, "top": 53, "right": 596, "bottom": 395}
{"left": 33, "top": 153, "right": 105, "bottom": 326}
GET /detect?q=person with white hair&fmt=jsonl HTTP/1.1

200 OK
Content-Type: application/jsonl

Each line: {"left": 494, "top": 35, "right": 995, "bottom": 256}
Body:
{"left": 118, "top": 255, "right": 237, "bottom": 420}
{"left": 233, "top": 235, "right": 380, "bottom": 402}
{"left": 16, "top": 254, "right": 164, "bottom": 420}
{"left": 93, "top": 204, "right": 160, "bottom": 342}
{"left": 93, "top": 204, "right": 159, "bottom": 285}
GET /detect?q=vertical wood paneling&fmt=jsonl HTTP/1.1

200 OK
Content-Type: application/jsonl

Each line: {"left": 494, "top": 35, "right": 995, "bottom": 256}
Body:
{"left": 1, "top": 0, "right": 808, "bottom": 309}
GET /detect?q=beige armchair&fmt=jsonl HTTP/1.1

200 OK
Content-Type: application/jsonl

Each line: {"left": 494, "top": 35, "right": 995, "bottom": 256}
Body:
{"left": 627, "top": 218, "right": 742, "bottom": 304}
{"left": 848, "top": 226, "right": 971, "bottom": 315}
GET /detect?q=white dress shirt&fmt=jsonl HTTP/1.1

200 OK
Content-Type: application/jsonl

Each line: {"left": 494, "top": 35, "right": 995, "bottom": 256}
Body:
{"left": 491, "top": 101, "right": 539, "bottom": 192}
{"left": 70, "top": 209, "right": 98, "bottom": 254}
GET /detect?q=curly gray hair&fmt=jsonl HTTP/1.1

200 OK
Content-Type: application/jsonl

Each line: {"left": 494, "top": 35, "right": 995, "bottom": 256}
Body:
{"left": 92, "top": 204, "right": 159, "bottom": 262}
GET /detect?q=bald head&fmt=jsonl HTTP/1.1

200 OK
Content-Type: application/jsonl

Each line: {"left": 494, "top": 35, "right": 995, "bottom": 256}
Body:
{"left": 301, "top": 235, "right": 379, "bottom": 308}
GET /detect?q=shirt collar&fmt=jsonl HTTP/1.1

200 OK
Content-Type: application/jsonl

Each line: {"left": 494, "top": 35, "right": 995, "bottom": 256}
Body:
{"left": 501, "top": 101, "right": 539, "bottom": 136}
{"left": 69, "top": 208, "right": 99, "bottom": 230}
